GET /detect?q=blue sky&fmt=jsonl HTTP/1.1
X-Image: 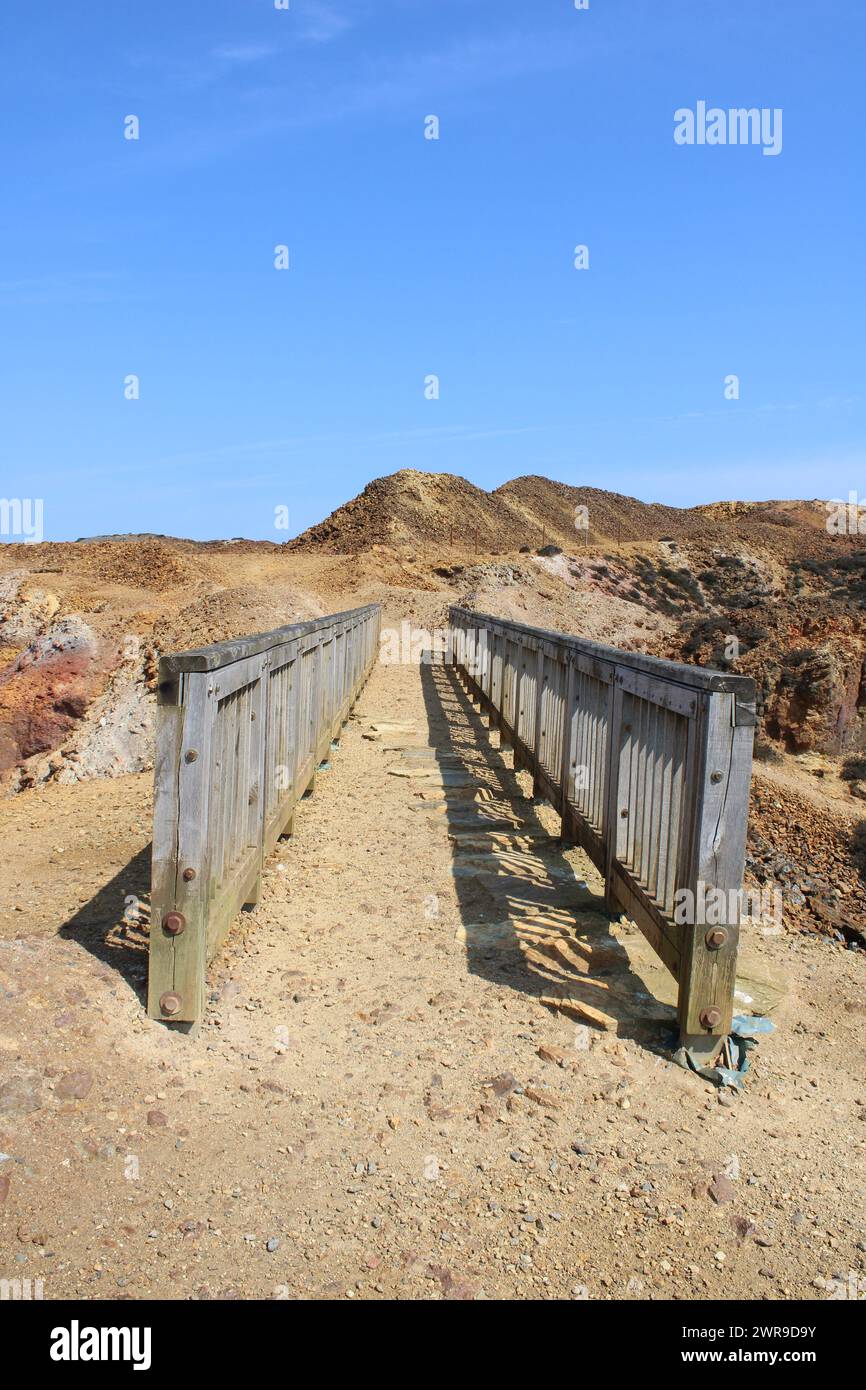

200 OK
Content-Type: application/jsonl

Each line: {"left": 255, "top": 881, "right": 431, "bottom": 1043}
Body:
{"left": 1, "top": 0, "right": 864, "bottom": 541}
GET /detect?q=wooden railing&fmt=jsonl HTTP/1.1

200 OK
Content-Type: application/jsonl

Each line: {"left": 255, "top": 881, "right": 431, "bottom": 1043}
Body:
{"left": 147, "top": 604, "right": 381, "bottom": 1023}
{"left": 448, "top": 606, "right": 756, "bottom": 1055}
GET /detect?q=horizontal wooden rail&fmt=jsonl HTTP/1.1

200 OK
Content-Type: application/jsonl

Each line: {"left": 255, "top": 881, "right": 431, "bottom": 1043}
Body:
{"left": 448, "top": 606, "right": 756, "bottom": 1057}
{"left": 148, "top": 605, "right": 381, "bottom": 1023}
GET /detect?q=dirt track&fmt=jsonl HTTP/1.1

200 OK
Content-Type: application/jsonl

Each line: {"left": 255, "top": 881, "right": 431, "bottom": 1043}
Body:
{"left": 1, "top": 656, "right": 864, "bottom": 1300}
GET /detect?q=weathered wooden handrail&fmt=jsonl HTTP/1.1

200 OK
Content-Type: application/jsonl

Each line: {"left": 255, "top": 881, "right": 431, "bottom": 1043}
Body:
{"left": 148, "top": 604, "right": 381, "bottom": 1022}
{"left": 448, "top": 606, "right": 756, "bottom": 1056}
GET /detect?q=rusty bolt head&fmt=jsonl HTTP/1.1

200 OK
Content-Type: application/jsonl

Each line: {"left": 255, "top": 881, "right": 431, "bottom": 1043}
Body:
{"left": 620, "top": 807, "right": 629, "bottom": 818}
{"left": 184, "top": 749, "right": 198, "bottom": 763}
{"left": 162, "top": 911, "right": 186, "bottom": 936}
{"left": 705, "top": 927, "right": 728, "bottom": 950}
{"left": 710, "top": 770, "right": 723, "bottom": 784}
{"left": 159, "top": 991, "right": 182, "bottom": 1016}
{"left": 699, "top": 1006, "right": 723, "bottom": 1030}
{"left": 182, "top": 867, "right": 196, "bottom": 882}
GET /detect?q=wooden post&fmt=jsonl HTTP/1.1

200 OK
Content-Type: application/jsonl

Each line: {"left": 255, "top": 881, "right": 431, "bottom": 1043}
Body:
{"left": 602, "top": 673, "right": 627, "bottom": 915}
{"left": 558, "top": 656, "right": 578, "bottom": 840}
{"left": 488, "top": 630, "right": 501, "bottom": 728}
{"left": 243, "top": 655, "right": 268, "bottom": 906}
{"left": 147, "top": 670, "right": 213, "bottom": 1024}
{"left": 480, "top": 627, "right": 491, "bottom": 707}
{"left": 531, "top": 645, "right": 546, "bottom": 796}
{"left": 514, "top": 649, "right": 526, "bottom": 755}
{"left": 677, "top": 690, "right": 755, "bottom": 1056}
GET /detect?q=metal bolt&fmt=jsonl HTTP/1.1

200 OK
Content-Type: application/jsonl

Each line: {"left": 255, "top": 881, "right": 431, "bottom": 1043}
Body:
{"left": 159, "top": 991, "right": 182, "bottom": 1016}
{"left": 705, "top": 927, "right": 727, "bottom": 950}
{"left": 620, "top": 808, "right": 629, "bottom": 819}
{"left": 699, "top": 1006, "right": 723, "bottom": 1030}
{"left": 182, "top": 867, "right": 196, "bottom": 882}
{"left": 184, "top": 749, "right": 198, "bottom": 763}
{"left": 710, "top": 770, "right": 723, "bottom": 784}
{"left": 162, "top": 911, "right": 186, "bottom": 936}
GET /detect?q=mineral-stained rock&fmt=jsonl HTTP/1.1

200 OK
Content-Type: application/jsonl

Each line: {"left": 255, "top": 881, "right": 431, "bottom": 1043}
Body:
{"left": 0, "top": 1073, "right": 42, "bottom": 1116}
{"left": 708, "top": 1173, "right": 737, "bottom": 1205}
{"left": 56, "top": 1069, "right": 93, "bottom": 1101}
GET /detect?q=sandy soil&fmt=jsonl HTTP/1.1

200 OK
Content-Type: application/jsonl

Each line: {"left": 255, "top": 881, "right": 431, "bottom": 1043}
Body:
{"left": 1, "top": 658, "right": 863, "bottom": 1301}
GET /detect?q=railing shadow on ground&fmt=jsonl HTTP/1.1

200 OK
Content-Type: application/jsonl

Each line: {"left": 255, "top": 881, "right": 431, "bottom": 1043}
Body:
{"left": 418, "top": 657, "right": 675, "bottom": 1048}
{"left": 58, "top": 845, "right": 152, "bottom": 1005}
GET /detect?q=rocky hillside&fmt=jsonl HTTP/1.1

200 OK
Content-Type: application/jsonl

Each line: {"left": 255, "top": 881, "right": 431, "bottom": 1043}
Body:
{"left": 288, "top": 469, "right": 834, "bottom": 557}
{"left": 2, "top": 472, "right": 865, "bottom": 789}
{"left": 287, "top": 471, "right": 866, "bottom": 757}
{"left": 0, "top": 541, "right": 324, "bottom": 790}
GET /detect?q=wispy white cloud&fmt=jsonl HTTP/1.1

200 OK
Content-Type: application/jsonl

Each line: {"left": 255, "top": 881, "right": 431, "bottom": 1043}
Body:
{"left": 296, "top": 2, "right": 351, "bottom": 45}
{"left": 639, "top": 395, "right": 861, "bottom": 427}
{"left": 209, "top": 43, "right": 278, "bottom": 65}
{"left": 127, "top": 3, "right": 352, "bottom": 92}
{"left": 268, "top": 27, "right": 588, "bottom": 129}
{"left": 124, "top": 21, "right": 590, "bottom": 166}
{"left": 144, "top": 423, "right": 550, "bottom": 473}
{"left": 0, "top": 272, "right": 121, "bottom": 306}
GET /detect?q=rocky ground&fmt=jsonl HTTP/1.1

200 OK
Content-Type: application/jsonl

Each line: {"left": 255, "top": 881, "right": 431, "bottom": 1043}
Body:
{"left": 0, "top": 659, "right": 864, "bottom": 1301}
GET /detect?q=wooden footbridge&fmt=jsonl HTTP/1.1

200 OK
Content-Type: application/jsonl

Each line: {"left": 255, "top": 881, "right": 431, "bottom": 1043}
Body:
{"left": 147, "top": 604, "right": 755, "bottom": 1058}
